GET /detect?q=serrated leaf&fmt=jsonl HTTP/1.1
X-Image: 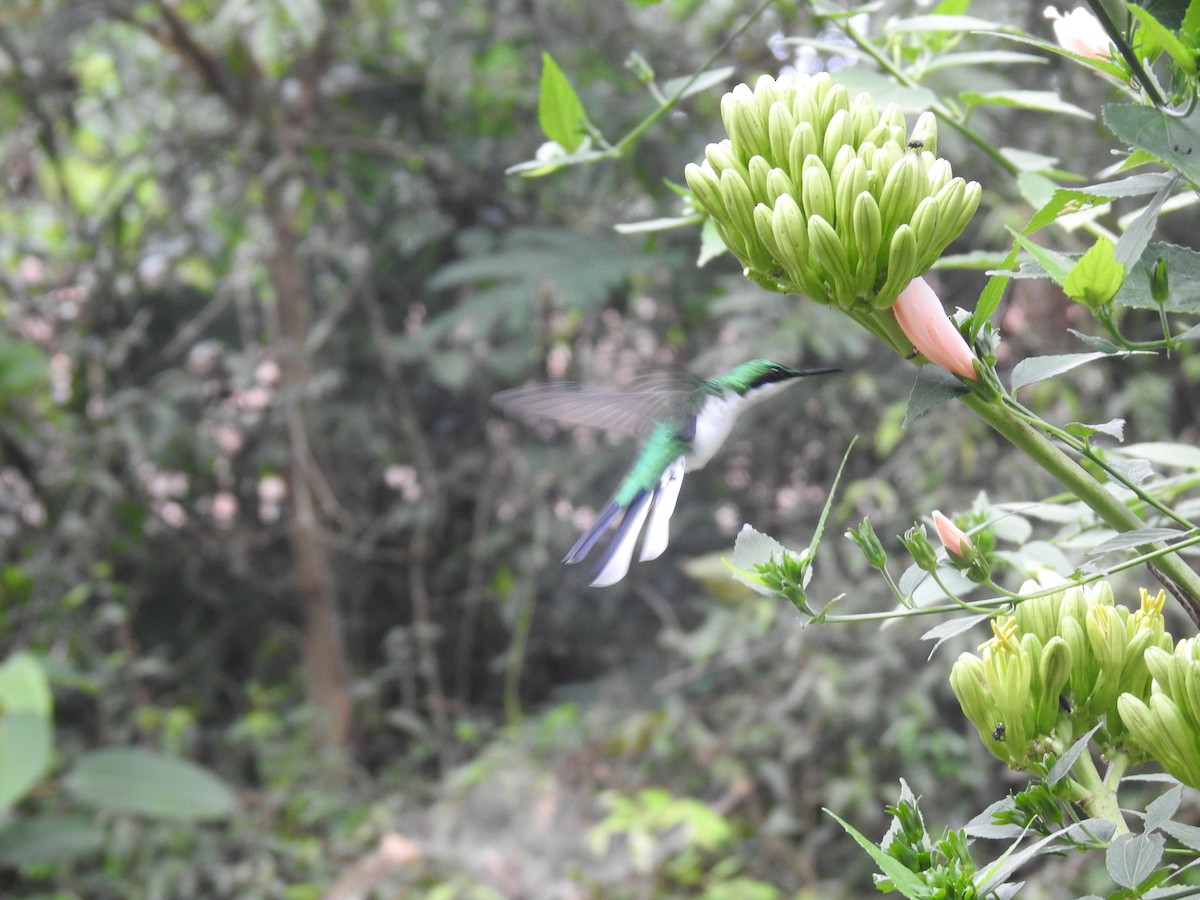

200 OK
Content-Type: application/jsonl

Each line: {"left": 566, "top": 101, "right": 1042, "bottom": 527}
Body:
{"left": 728, "top": 525, "right": 793, "bottom": 596}
{"left": 1010, "top": 352, "right": 1109, "bottom": 392}
{"left": 1113, "top": 242, "right": 1200, "bottom": 312}
{"left": 1160, "top": 817, "right": 1200, "bottom": 850}
{"left": 538, "top": 53, "right": 588, "bottom": 152}
{"left": 824, "top": 809, "right": 935, "bottom": 899}
{"left": 1114, "top": 172, "right": 1179, "bottom": 269}
{"left": 923, "top": 50, "right": 1045, "bottom": 72}
{"left": 904, "top": 367, "right": 966, "bottom": 426}
{"left": 1064, "top": 237, "right": 1125, "bottom": 308}
{"left": 1107, "top": 831, "right": 1165, "bottom": 888}
{"left": 1144, "top": 785, "right": 1182, "bottom": 833}
{"left": 64, "top": 749, "right": 238, "bottom": 821}
{"left": 1089, "top": 528, "right": 1183, "bottom": 555}
{"left": 1116, "top": 442, "right": 1200, "bottom": 469}
{"left": 1048, "top": 723, "right": 1103, "bottom": 786}
{"left": 1082, "top": 173, "right": 1174, "bottom": 198}
{"left": 1007, "top": 230, "right": 1075, "bottom": 284}
{"left": 1103, "top": 103, "right": 1200, "bottom": 187}
{"left": 1126, "top": 5, "right": 1196, "bottom": 74}
{"left": 1066, "top": 418, "right": 1125, "bottom": 441}
{"left": 964, "top": 798, "right": 1025, "bottom": 839}
{"left": 961, "top": 89, "right": 1094, "bottom": 119}
{"left": 1109, "top": 457, "right": 1154, "bottom": 486}
{"left": 921, "top": 613, "right": 989, "bottom": 657}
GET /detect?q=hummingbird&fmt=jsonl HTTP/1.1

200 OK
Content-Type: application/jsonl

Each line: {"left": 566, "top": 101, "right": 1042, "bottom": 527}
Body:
{"left": 494, "top": 359, "right": 839, "bottom": 587}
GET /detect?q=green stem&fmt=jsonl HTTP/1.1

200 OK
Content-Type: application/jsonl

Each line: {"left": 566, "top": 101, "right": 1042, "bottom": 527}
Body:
{"left": 962, "top": 392, "right": 1200, "bottom": 626}
{"left": 1066, "top": 745, "right": 1129, "bottom": 834}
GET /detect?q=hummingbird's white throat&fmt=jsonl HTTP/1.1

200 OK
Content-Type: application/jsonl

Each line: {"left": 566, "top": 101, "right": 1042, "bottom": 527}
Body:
{"left": 687, "top": 379, "right": 793, "bottom": 471}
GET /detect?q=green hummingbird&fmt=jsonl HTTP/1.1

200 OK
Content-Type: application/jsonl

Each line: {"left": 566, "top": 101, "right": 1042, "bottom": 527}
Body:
{"left": 494, "top": 359, "right": 839, "bottom": 587}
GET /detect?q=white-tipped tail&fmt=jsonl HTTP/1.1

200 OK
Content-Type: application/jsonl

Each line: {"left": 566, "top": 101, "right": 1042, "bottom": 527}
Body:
{"left": 639, "top": 456, "right": 685, "bottom": 562}
{"left": 590, "top": 493, "right": 654, "bottom": 587}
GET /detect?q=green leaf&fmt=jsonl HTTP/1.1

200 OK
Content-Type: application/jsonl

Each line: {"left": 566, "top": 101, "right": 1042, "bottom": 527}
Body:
{"left": 1010, "top": 352, "right": 1109, "bottom": 392}
{"left": 1082, "top": 172, "right": 1175, "bottom": 197}
{"left": 1063, "top": 237, "right": 1125, "bottom": 308}
{"left": 1127, "top": 4, "right": 1196, "bottom": 74}
{"left": 1103, "top": 102, "right": 1200, "bottom": 187}
{"left": 1088, "top": 528, "right": 1183, "bottom": 555}
{"left": 960, "top": 89, "right": 1094, "bottom": 119}
{"left": 0, "top": 653, "right": 54, "bottom": 813}
{"left": 1187, "top": 0, "right": 1200, "bottom": 34}
{"left": 728, "top": 526, "right": 793, "bottom": 596}
{"left": 1107, "top": 831, "right": 1165, "bottom": 888}
{"left": 923, "top": 50, "right": 1045, "bottom": 72}
{"left": 538, "top": 53, "right": 588, "bottom": 152}
{"left": 1048, "top": 723, "right": 1102, "bottom": 786}
{"left": 886, "top": 14, "right": 1006, "bottom": 33}
{"left": 0, "top": 338, "right": 50, "bottom": 399}
{"left": 64, "top": 749, "right": 238, "bottom": 821}
{"left": 824, "top": 809, "right": 934, "bottom": 899}
{"left": 0, "top": 816, "right": 106, "bottom": 866}
{"left": 1160, "top": 817, "right": 1200, "bottom": 850}
{"left": 1144, "top": 785, "right": 1182, "bottom": 833}
{"left": 1113, "top": 241, "right": 1200, "bottom": 311}
{"left": 904, "top": 366, "right": 966, "bottom": 426}
{"left": 1007, "top": 230, "right": 1074, "bottom": 284}
{"left": 1115, "top": 441, "right": 1200, "bottom": 468}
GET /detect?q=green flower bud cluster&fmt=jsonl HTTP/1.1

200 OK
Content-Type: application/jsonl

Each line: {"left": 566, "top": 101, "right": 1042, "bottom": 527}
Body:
{"left": 684, "top": 73, "right": 981, "bottom": 311}
{"left": 950, "top": 580, "right": 1172, "bottom": 770}
{"left": 1118, "top": 631, "right": 1200, "bottom": 788}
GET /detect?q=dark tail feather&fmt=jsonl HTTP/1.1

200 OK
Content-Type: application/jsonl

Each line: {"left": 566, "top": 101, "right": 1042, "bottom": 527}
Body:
{"left": 563, "top": 501, "right": 623, "bottom": 564}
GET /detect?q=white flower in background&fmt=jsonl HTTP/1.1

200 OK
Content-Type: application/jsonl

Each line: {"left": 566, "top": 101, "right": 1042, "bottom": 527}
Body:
{"left": 1044, "top": 6, "right": 1114, "bottom": 60}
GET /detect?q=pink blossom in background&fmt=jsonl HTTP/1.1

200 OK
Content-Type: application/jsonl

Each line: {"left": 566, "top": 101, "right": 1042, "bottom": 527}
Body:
{"left": 1044, "top": 6, "right": 1113, "bottom": 60}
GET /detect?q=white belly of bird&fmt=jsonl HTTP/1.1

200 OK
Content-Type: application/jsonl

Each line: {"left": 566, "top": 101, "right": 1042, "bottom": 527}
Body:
{"left": 685, "top": 393, "right": 743, "bottom": 471}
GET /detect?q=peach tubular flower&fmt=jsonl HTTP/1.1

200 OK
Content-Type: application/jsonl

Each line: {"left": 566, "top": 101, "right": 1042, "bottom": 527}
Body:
{"left": 1044, "top": 6, "right": 1113, "bottom": 60}
{"left": 893, "top": 277, "right": 978, "bottom": 379}
{"left": 933, "top": 510, "right": 974, "bottom": 560}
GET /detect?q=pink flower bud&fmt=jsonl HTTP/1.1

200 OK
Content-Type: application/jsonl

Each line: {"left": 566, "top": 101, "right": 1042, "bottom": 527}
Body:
{"left": 933, "top": 510, "right": 974, "bottom": 560}
{"left": 893, "top": 276, "right": 978, "bottom": 380}
{"left": 1044, "top": 6, "right": 1113, "bottom": 61}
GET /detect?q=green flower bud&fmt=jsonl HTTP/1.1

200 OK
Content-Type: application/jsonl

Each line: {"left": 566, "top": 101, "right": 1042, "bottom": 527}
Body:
{"left": 908, "top": 111, "right": 938, "bottom": 154}
{"left": 807, "top": 215, "right": 853, "bottom": 307}
{"left": 765, "top": 167, "right": 796, "bottom": 206}
{"left": 879, "top": 153, "right": 926, "bottom": 239}
{"left": 800, "top": 154, "right": 835, "bottom": 224}
{"left": 788, "top": 121, "right": 819, "bottom": 181}
{"left": 818, "top": 82, "right": 850, "bottom": 133}
{"left": 822, "top": 108, "right": 852, "bottom": 168}
{"left": 848, "top": 92, "right": 879, "bottom": 144}
{"left": 846, "top": 518, "right": 887, "bottom": 569}
{"left": 768, "top": 101, "right": 797, "bottom": 167}
{"left": 901, "top": 524, "right": 938, "bottom": 573}
{"left": 705, "top": 140, "right": 749, "bottom": 182}
{"left": 875, "top": 224, "right": 918, "bottom": 308}
{"left": 1038, "top": 635, "right": 1073, "bottom": 734}
{"left": 1149, "top": 255, "right": 1170, "bottom": 306}
{"left": 685, "top": 162, "right": 726, "bottom": 220}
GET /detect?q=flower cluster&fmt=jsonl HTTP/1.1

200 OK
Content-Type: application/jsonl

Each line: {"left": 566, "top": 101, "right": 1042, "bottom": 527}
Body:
{"left": 1118, "top": 636, "right": 1200, "bottom": 788}
{"left": 950, "top": 579, "right": 1171, "bottom": 769}
{"left": 684, "top": 73, "right": 981, "bottom": 315}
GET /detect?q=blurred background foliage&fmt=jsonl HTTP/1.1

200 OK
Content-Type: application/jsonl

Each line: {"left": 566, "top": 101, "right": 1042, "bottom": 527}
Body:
{"left": 0, "top": 0, "right": 1197, "bottom": 896}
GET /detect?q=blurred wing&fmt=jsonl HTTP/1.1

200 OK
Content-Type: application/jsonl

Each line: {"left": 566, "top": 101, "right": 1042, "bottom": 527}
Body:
{"left": 492, "top": 375, "right": 696, "bottom": 438}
